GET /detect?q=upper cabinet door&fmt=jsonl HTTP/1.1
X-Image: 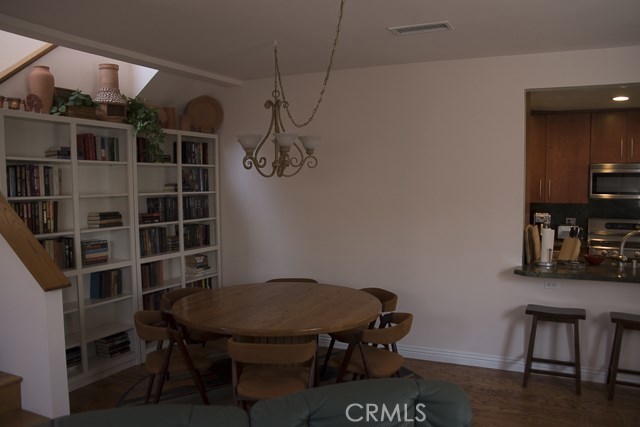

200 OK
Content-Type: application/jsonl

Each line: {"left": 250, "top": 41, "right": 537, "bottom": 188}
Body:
{"left": 526, "top": 114, "right": 546, "bottom": 203}
{"left": 627, "top": 111, "right": 640, "bottom": 163}
{"left": 545, "top": 113, "right": 591, "bottom": 204}
{"left": 591, "top": 111, "right": 628, "bottom": 163}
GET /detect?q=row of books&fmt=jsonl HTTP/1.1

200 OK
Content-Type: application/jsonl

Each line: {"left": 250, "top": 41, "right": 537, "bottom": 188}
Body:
{"left": 81, "top": 239, "right": 109, "bottom": 265}
{"left": 45, "top": 145, "right": 73, "bottom": 159}
{"left": 136, "top": 137, "right": 171, "bottom": 163}
{"left": 140, "top": 260, "right": 164, "bottom": 289}
{"left": 66, "top": 347, "right": 81, "bottom": 368}
{"left": 185, "top": 253, "right": 213, "bottom": 277}
{"left": 6, "top": 164, "right": 63, "bottom": 197}
{"left": 142, "top": 290, "right": 168, "bottom": 310}
{"left": 94, "top": 331, "right": 130, "bottom": 359}
{"left": 182, "top": 168, "right": 210, "bottom": 192}
{"left": 183, "top": 196, "right": 210, "bottom": 220}
{"left": 89, "top": 268, "right": 123, "bottom": 300}
{"left": 139, "top": 226, "right": 179, "bottom": 257}
{"left": 10, "top": 200, "right": 59, "bottom": 235}
{"left": 144, "top": 197, "right": 178, "bottom": 222}
{"left": 188, "top": 278, "right": 214, "bottom": 289}
{"left": 77, "top": 133, "right": 121, "bottom": 161}
{"left": 136, "top": 138, "right": 211, "bottom": 165}
{"left": 41, "top": 237, "right": 75, "bottom": 269}
{"left": 184, "top": 224, "right": 210, "bottom": 249}
{"left": 180, "top": 141, "right": 209, "bottom": 165}
{"left": 88, "top": 211, "right": 123, "bottom": 228}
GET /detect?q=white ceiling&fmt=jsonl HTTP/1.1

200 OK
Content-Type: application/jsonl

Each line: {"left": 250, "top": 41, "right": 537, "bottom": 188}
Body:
{"left": 1, "top": 0, "right": 639, "bottom": 108}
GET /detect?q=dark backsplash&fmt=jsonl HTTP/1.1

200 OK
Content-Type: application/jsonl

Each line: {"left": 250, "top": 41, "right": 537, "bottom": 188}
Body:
{"left": 530, "top": 200, "right": 640, "bottom": 232}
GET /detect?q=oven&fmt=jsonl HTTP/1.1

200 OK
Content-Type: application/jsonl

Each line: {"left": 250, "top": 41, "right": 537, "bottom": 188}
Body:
{"left": 588, "top": 218, "right": 640, "bottom": 258}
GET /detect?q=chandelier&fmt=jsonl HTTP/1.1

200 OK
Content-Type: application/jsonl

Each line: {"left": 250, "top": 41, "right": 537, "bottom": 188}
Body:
{"left": 237, "top": 0, "right": 346, "bottom": 178}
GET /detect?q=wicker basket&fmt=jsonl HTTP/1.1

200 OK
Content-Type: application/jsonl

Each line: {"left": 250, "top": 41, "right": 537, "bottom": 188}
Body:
{"left": 66, "top": 105, "right": 97, "bottom": 119}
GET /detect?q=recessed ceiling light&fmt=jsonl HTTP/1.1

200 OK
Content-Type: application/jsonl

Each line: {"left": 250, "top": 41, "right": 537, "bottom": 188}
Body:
{"left": 613, "top": 96, "right": 629, "bottom": 102}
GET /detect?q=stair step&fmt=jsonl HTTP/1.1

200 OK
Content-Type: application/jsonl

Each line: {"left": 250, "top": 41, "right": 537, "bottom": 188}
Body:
{"left": 0, "top": 372, "right": 23, "bottom": 414}
{"left": 0, "top": 409, "right": 50, "bottom": 427}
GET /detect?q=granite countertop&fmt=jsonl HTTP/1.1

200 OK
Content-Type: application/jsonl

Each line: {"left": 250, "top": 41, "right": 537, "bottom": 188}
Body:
{"left": 514, "top": 259, "right": 640, "bottom": 283}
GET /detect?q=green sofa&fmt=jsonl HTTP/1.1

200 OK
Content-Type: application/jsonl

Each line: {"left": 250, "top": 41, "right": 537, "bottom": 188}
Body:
{"left": 46, "top": 378, "right": 472, "bottom": 427}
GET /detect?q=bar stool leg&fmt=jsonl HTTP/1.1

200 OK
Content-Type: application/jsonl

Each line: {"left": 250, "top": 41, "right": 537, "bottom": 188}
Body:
{"left": 523, "top": 315, "right": 539, "bottom": 387}
{"left": 573, "top": 319, "right": 582, "bottom": 395}
{"left": 608, "top": 323, "right": 624, "bottom": 400}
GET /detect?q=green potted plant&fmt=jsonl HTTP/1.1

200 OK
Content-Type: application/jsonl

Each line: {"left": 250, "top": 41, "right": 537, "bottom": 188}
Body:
{"left": 50, "top": 89, "right": 98, "bottom": 119}
{"left": 125, "top": 96, "right": 166, "bottom": 162}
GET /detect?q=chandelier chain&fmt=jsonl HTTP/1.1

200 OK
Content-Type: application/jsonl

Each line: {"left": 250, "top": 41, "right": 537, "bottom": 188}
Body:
{"left": 273, "top": 0, "right": 345, "bottom": 128}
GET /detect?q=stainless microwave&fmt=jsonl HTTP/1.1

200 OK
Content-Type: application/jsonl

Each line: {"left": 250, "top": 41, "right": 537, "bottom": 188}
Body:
{"left": 590, "top": 163, "right": 640, "bottom": 199}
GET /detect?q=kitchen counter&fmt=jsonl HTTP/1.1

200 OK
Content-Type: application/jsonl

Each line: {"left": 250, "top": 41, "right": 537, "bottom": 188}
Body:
{"left": 514, "top": 260, "right": 640, "bottom": 283}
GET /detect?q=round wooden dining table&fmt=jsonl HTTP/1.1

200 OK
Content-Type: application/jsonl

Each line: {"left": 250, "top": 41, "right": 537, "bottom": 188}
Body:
{"left": 171, "top": 282, "right": 382, "bottom": 337}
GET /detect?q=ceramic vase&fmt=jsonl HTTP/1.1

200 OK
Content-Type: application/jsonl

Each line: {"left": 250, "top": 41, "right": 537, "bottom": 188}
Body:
{"left": 28, "top": 65, "right": 55, "bottom": 114}
{"left": 95, "top": 63, "right": 126, "bottom": 104}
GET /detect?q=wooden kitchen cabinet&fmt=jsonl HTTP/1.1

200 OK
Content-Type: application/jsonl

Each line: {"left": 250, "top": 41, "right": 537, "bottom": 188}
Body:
{"left": 526, "top": 112, "right": 590, "bottom": 204}
{"left": 591, "top": 110, "right": 640, "bottom": 163}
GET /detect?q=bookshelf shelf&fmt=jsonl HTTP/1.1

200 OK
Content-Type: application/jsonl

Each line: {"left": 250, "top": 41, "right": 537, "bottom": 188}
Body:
{"left": 84, "top": 293, "right": 134, "bottom": 309}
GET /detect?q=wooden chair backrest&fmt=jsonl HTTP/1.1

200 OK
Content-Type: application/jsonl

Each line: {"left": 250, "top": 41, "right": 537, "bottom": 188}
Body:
{"left": 134, "top": 310, "right": 170, "bottom": 342}
{"left": 227, "top": 338, "right": 317, "bottom": 365}
{"left": 360, "top": 287, "right": 398, "bottom": 312}
{"left": 361, "top": 312, "right": 413, "bottom": 345}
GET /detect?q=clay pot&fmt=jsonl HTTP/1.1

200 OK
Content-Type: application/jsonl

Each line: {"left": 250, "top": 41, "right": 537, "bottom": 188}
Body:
{"left": 28, "top": 65, "right": 55, "bottom": 113}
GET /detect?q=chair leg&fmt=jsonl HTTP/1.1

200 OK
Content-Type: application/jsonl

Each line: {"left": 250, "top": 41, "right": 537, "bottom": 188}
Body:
{"left": 522, "top": 316, "right": 538, "bottom": 388}
{"left": 144, "top": 374, "right": 155, "bottom": 404}
{"left": 173, "top": 338, "right": 210, "bottom": 405}
{"left": 608, "top": 323, "right": 624, "bottom": 400}
{"left": 573, "top": 319, "right": 582, "bottom": 395}
{"left": 320, "top": 337, "right": 336, "bottom": 378}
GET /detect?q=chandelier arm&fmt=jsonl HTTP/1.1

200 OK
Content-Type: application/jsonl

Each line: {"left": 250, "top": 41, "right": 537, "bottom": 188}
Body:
{"left": 273, "top": 0, "right": 345, "bottom": 128}
{"left": 255, "top": 162, "right": 278, "bottom": 178}
{"left": 305, "top": 155, "right": 318, "bottom": 169}
{"left": 281, "top": 162, "right": 305, "bottom": 178}
{"left": 287, "top": 143, "right": 305, "bottom": 168}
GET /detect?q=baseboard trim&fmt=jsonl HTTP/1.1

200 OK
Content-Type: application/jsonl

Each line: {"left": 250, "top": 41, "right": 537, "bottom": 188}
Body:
{"left": 318, "top": 335, "right": 608, "bottom": 384}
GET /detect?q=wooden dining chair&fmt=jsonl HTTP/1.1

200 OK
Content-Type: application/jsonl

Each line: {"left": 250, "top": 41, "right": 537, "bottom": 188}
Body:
{"left": 133, "top": 310, "right": 212, "bottom": 404}
{"left": 327, "top": 312, "right": 413, "bottom": 382}
{"left": 320, "top": 287, "right": 398, "bottom": 378}
{"left": 160, "top": 287, "right": 227, "bottom": 348}
{"left": 227, "top": 337, "right": 317, "bottom": 410}
{"left": 265, "top": 277, "right": 318, "bottom": 283}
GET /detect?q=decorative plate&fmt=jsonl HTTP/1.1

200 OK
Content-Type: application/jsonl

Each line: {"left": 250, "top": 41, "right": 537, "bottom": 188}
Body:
{"left": 185, "top": 95, "right": 223, "bottom": 133}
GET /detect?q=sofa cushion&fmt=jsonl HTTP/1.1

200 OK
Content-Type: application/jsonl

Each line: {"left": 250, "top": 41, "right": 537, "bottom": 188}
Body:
{"left": 46, "top": 404, "right": 249, "bottom": 427}
{"left": 249, "top": 378, "right": 471, "bottom": 427}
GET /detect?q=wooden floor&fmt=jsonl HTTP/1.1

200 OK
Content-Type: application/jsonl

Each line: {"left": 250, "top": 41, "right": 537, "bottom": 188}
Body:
{"left": 67, "top": 357, "right": 640, "bottom": 427}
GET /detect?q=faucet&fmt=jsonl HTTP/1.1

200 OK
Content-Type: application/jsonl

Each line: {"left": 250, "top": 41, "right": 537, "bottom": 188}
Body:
{"left": 618, "top": 229, "right": 640, "bottom": 266}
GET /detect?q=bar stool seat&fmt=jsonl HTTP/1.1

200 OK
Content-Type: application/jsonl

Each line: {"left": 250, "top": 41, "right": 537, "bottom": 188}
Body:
{"left": 607, "top": 311, "right": 640, "bottom": 399}
{"left": 522, "top": 304, "right": 586, "bottom": 395}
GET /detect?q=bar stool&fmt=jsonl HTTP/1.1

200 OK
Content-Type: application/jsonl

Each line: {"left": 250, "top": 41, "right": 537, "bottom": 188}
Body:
{"left": 522, "top": 304, "right": 586, "bottom": 394}
{"left": 607, "top": 311, "right": 640, "bottom": 399}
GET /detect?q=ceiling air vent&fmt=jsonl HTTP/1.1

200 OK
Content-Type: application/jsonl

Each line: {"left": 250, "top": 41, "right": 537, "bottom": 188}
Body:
{"left": 388, "top": 21, "right": 453, "bottom": 36}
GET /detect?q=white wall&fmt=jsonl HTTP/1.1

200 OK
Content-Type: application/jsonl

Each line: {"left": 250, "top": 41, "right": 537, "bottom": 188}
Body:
{"left": 0, "top": 235, "right": 69, "bottom": 418}
{"left": 212, "top": 45, "right": 640, "bottom": 380}
{"left": 0, "top": 30, "right": 48, "bottom": 73}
